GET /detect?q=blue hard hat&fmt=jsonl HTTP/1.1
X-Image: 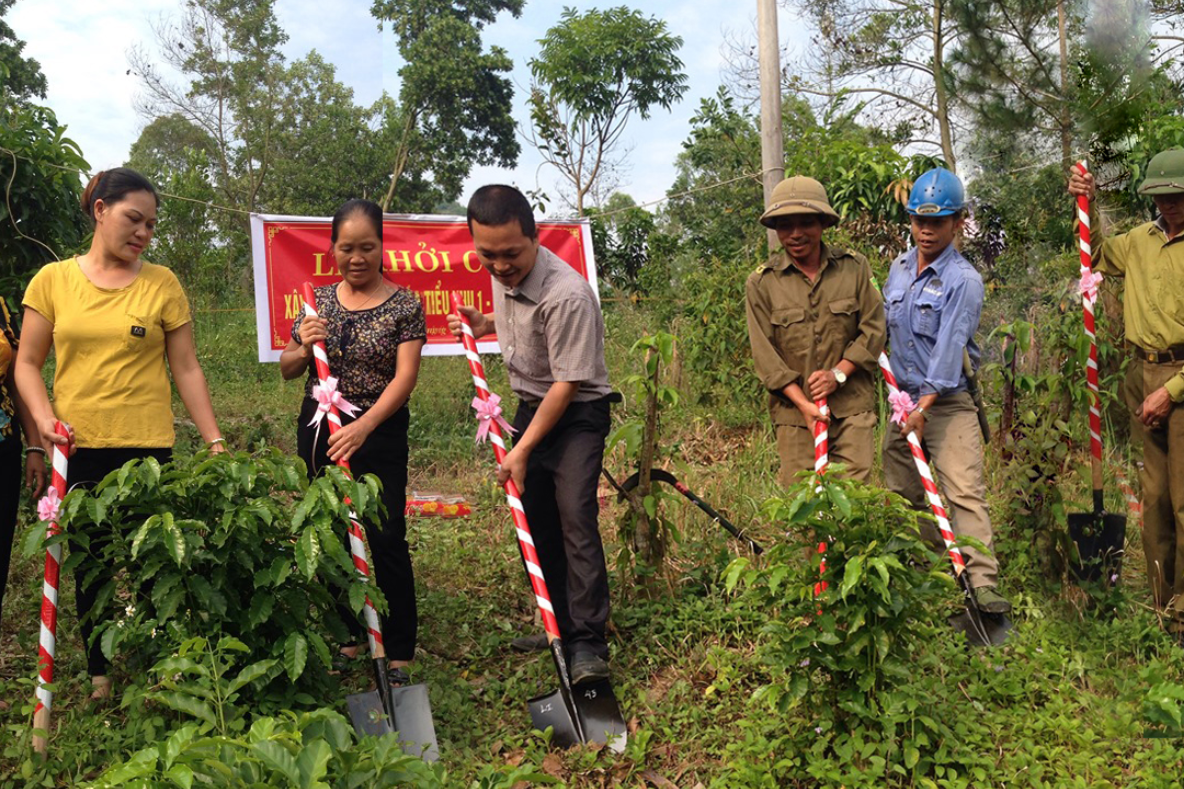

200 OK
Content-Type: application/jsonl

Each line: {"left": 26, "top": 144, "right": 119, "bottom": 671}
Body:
{"left": 906, "top": 167, "right": 965, "bottom": 216}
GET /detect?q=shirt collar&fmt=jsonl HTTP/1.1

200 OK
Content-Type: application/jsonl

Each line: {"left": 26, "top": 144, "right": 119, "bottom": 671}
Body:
{"left": 902, "top": 243, "right": 959, "bottom": 280}
{"left": 508, "top": 245, "right": 552, "bottom": 302}
{"left": 1152, "top": 215, "right": 1184, "bottom": 242}
{"left": 770, "top": 242, "right": 837, "bottom": 277}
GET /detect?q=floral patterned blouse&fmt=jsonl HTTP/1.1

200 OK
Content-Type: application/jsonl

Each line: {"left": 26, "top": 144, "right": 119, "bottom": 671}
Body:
{"left": 0, "top": 298, "right": 18, "bottom": 440}
{"left": 291, "top": 284, "right": 426, "bottom": 412}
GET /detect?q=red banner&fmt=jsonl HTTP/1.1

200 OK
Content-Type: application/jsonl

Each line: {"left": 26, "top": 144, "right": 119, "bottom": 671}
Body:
{"left": 249, "top": 214, "right": 597, "bottom": 361}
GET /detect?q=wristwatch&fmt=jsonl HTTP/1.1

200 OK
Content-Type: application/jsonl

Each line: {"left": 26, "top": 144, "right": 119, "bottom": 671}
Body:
{"left": 831, "top": 367, "right": 848, "bottom": 386}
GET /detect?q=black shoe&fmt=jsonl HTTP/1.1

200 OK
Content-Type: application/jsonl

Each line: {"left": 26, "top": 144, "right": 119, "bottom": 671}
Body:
{"left": 388, "top": 667, "right": 411, "bottom": 688}
{"left": 330, "top": 646, "right": 363, "bottom": 674}
{"left": 569, "top": 651, "right": 610, "bottom": 686}
{"left": 511, "top": 632, "right": 550, "bottom": 653}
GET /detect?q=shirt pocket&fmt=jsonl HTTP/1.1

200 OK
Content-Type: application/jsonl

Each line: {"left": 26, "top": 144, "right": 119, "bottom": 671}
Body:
{"left": 770, "top": 307, "right": 808, "bottom": 352}
{"left": 121, "top": 312, "right": 155, "bottom": 352}
{"left": 886, "top": 293, "right": 907, "bottom": 334}
{"left": 914, "top": 295, "right": 943, "bottom": 338}
{"left": 827, "top": 297, "right": 859, "bottom": 337}
{"left": 508, "top": 327, "right": 550, "bottom": 382}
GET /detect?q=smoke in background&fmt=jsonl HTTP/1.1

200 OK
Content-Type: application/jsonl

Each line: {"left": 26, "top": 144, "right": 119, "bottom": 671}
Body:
{"left": 1086, "top": 0, "right": 1151, "bottom": 68}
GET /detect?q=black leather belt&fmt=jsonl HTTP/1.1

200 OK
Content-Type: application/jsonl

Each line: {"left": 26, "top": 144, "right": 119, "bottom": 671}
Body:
{"left": 1131, "top": 344, "right": 1184, "bottom": 364}
{"left": 521, "top": 392, "right": 620, "bottom": 409}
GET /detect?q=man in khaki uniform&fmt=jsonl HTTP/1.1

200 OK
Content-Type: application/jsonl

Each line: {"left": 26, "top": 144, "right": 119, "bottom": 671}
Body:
{"left": 745, "top": 176, "right": 886, "bottom": 485}
{"left": 1069, "top": 150, "right": 1184, "bottom": 626}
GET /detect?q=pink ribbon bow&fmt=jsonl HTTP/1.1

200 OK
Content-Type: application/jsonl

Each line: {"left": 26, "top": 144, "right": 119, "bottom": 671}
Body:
{"left": 888, "top": 390, "right": 916, "bottom": 426}
{"left": 471, "top": 393, "right": 516, "bottom": 443}
{"left": 307, "top": 376, "right": 360, "bottom": 427}
{"left": 38, "top": 486, "right": 62, "bottom": 524}
{"left": 1078, "top": 269, "right": 1103, "bottom": 304}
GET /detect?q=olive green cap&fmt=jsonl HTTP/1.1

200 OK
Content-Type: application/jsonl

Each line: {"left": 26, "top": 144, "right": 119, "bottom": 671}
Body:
{"left": 1138, "top": 149, "right": 1184, "bottom": 195}
{"left": 760, "top": 176, "right": 841, "bottom": 229}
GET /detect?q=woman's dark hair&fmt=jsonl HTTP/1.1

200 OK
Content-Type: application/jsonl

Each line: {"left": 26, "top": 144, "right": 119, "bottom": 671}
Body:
{"left": 331, "top": 199, "right": 384, "bottom": 244}
{"left": 80, "top": 168, "right": 159, "bottom": 221}
{"left": 466, "top": 185, "right": 537, "bottom": 238}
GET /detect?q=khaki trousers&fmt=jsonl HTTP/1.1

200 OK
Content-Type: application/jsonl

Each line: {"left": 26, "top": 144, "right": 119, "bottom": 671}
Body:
{"left": 1124, "top": 358, "right": 1184, "bottom": 614}
{"left": 777, "top": 410, "right": 876, "bottom": 487}
{"left": 882, "top": 392, "right": 998, "bottom": 588}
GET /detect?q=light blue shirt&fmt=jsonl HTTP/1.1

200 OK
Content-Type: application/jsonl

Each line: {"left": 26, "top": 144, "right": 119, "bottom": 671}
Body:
{"left": 883, "top": 244, "right": 983, "bottom": 399}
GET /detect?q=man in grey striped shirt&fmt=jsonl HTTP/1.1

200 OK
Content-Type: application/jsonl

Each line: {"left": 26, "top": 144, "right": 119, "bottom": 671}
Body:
{"left": 448, "top": 184, "right": 614, "bottom": 685}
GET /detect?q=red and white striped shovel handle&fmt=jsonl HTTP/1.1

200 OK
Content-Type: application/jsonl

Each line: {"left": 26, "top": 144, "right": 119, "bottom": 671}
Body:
{"left": 878, "top": 353, "right": 968, "bottom": 578}
{"left": 301, "top": 283, "right": 384, "bottom": 660}
{"left": 813, "top": 399, "right": 829, "bottom": 597}
{"left": 33, "top": 420, "right": 71, "bottom": 752}
{"left": 1073, "top": 162, "right": 1104, "bottom": 481}
{"left": 450, "top": 292, "right": 562, "bottom": 643}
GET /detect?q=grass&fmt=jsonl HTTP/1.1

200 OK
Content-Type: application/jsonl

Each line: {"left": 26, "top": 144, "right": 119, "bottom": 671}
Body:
{"left": 3, "top": 301, "right": 1184, "bottom": 787}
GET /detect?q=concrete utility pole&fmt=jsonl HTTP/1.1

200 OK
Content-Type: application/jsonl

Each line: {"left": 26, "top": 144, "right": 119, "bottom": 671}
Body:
{"left": 757, "top": 0, "right": 785, "bottom": 250}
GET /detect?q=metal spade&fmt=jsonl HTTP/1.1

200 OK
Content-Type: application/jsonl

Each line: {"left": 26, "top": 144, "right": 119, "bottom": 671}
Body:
{"left": 346, "top": 654, "right": 439, "bottom": 760}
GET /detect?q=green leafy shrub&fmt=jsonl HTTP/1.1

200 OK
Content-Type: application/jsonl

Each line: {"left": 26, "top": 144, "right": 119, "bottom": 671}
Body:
{"left": 727, "top": 474, "right": 954, "bottom": 771}
{"left": 85, "top": 636, "right": 448, "bottom": 788}
{"left": 28, "top": 450, "right": 383, "bottom": 706}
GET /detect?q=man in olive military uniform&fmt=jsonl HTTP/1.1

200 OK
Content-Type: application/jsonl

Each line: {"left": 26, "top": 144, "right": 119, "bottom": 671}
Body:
{"left": 746, "top": 176, "right": 887, "bottom": 484}
{"left": 1069, "top": 149, "right": 1184, "bottom": 627}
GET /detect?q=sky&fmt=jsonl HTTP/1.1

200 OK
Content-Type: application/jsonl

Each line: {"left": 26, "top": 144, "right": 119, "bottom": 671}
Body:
{"left": 7, "top": 0, "right": 809, "bottom": 217}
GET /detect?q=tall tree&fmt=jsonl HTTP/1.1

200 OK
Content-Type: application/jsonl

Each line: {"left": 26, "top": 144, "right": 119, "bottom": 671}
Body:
{"left": 948, "top": 0, "right": 1074, "bottom": 168}
{"left": 370, "top": 0, "right": 522, "bottom": 212}
{"left": 130, "top": 0, "right": 288, "bottom": 214}
{"left": 587, "top": 192, "right": 655, "bottom": 292}
{"left": 264, "top": 52, "right": 392, "bottom": 215}
{"left": 662, "top": 88, "right": 917, "bottom": 262}
{"left": 782, "top": 0, "right": 962, "bottom": 170}
{"left": 126, "top": 115, "right": 221, "bottom": 298}
{"left": 0, "top": 1, "right": 87, "bottom": 292}
{"left": 527, "top": 5, "right": 689, "bottom": 215}
{"left": 0, "top": 0, "right": 46, "bottom": 105}
{"left": 127, "top": 113, "right": 217, "bottom": 179}
{"left": 0, "top": 105, "right": 89, "bottom": 291}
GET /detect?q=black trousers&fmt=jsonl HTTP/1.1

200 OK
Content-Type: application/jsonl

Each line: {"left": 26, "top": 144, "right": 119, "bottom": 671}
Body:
{"left": 298, "top": 400, "right": 417, "bottom": 661}
{"left": 0, "top": 436, "right": 22, "bottom": 630}
{"left": 513, "top": 398, "right": 611, "bottom": 660}
{"left": 68, "top": 447, "right": 173, "bottom": 675}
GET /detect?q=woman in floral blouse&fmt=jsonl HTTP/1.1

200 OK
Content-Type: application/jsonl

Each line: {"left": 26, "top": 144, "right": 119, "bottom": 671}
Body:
{"left": 0, "top": 297, "right": 45, "bottom": 666}
{"left": 280, "top": 199, "right": 426, "bottom": 685}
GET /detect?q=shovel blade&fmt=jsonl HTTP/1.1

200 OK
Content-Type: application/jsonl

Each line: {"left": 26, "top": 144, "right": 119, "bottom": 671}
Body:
{"left": 529, "top": 687, "right": 583, "bottom": 749}
{"left": 949, "top": 609, "right": 1012, "bottom": 646}
{"left": 1067, "top": 512, "right": 1127, "bottom": 584}
{"left": 528, "top": 680, "right": 628, "bottom": 753}
{"left": 389, "top": 683, "right": 440, "bottom": 762}
{"left": 346, "top": 685, "right": 439, "bottom": 762}
{"left": 347, "top": 690, "right": 395, "bottom": 738}
{"left": 572, "top": 678, "right": 628, "bottom": 754}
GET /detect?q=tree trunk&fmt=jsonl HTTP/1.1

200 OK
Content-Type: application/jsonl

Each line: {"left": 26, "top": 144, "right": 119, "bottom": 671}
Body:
{"left": 632, "top": 349, "right": 665, "bottom": 571}
{"left": 932, "top": 0, "right": 957, "bottom": 172}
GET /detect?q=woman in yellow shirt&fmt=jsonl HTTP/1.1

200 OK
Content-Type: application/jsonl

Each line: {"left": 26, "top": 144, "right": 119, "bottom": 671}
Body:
{"left": 14, "top": 167, "right": 225, "bottom": 699}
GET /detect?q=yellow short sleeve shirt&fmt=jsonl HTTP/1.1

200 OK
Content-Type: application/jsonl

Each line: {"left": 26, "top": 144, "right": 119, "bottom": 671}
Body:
{"left": 23, "top": 258, "right": 191, "bottom": 448}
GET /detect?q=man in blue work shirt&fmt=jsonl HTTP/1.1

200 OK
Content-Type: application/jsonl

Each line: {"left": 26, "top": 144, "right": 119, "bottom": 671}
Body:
{"left": 882, "top": 167, "right": 1009, "bottom": 615}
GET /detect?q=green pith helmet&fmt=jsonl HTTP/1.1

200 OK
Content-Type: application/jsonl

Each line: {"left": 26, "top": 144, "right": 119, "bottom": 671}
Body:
{"left": 760, "top": 176, "right": 841, "bottom": 228}
{"left": 1138, "top": 149, "right": 1184, "bottom": 195}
